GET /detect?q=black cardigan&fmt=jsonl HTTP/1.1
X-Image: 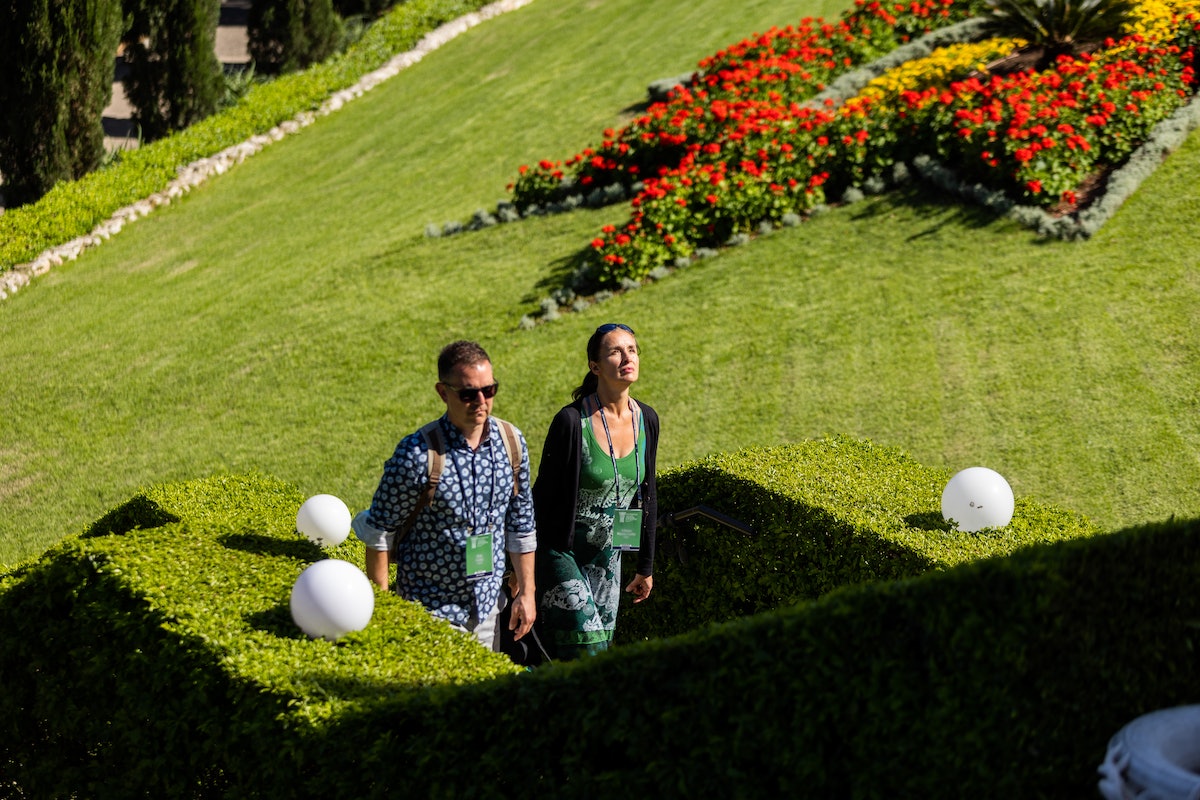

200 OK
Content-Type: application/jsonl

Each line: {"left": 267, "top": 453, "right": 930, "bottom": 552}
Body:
{"left": 532, "top": 399, "right": 659, "bottom": 576}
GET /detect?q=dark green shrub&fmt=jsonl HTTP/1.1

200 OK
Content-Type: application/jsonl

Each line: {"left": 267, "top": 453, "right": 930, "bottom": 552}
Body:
{"left": 248, "top": 0, "right": 344, "bottom": 75}
{"left": 981, "top": 0, "right": 1140, "bottom": 58}
{"left": 1, "top": 450, "right": 1196, "bottom": 798}
{"left": 332, "top": 0, "right": 400, "bottom": 19}
{"left": 121, "top": 0, "right": 225, "bottom": 140}
{"left": 0, "top": 0, "right": 124, "bottom": 206}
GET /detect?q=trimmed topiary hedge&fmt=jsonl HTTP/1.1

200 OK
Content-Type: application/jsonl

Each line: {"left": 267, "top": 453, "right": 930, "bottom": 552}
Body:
{"left": 0, "top": 473, "right": 518, "bottom": 798}
{"left": 2, "top": 444, "right": 1196, "bottom": 798}
{"left": 620, "top": 435, "right": 1099, "bottom": 641}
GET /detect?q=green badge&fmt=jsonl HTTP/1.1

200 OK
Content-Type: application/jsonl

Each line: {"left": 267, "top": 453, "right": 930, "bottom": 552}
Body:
{"left": 466, "top": 533, "right": 494, "bottom": 580}
{"left": 611, "top": 508, "right": 642, "bottom": 552}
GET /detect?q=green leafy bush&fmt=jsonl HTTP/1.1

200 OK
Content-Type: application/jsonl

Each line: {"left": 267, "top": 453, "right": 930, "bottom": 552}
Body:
{"left": 0, "top": 473, "right": 516, "bottom": 797}
{"left": 248, "top": 0, "right": 345, "bottom": 75}
{"left": 982, "top": 0, "right": 1141, "bottom": 55}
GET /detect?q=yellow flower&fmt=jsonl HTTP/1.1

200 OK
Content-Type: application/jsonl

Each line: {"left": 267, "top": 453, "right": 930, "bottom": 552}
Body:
{"left": 858, "top": 39, "right": 1023, "bottom": 104}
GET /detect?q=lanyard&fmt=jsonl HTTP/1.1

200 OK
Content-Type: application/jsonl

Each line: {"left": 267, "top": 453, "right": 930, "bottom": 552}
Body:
{"left": 460, "top": 421, "right": 498, "bottom": 535}
{"left": 595, "top": 395, "right": 641, "bottom": 507}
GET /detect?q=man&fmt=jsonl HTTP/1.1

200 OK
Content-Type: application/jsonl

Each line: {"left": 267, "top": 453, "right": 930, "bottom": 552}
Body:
{"left": 352, "top": 340, "right": 536, "bottom": 651}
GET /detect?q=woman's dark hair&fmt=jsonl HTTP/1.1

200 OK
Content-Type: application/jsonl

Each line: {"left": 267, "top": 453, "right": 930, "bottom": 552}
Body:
{"left": 572, "top": 323, "right": 636, "bottom": 401}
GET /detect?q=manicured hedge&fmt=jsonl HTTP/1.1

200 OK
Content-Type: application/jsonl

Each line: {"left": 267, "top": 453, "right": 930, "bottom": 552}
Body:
{"left": 0, "top": 473, "right": 517, "bottom": 798}
{"left": 618, "top": 435, "right": 1099, "bottom": 641}
{"left": 2, "top": 445, "right": 1196, "bottom": 798}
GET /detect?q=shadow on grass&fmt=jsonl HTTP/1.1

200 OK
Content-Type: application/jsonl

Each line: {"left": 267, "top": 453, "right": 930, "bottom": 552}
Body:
{"left": 847, "top": 183, "right": 1006, "bottom": 239}
{"left": 524, "top": 247, "right": 590, "bottom": 305}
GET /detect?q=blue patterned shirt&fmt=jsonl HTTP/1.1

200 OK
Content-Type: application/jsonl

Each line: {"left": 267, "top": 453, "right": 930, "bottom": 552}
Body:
{"left": 354, "top": 415, "right": 536, "bottom": 628}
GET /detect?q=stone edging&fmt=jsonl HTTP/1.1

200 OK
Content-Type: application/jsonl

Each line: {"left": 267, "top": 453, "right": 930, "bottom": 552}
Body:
{"left": 0, "top": 0, "right": 536, "bottom": 302}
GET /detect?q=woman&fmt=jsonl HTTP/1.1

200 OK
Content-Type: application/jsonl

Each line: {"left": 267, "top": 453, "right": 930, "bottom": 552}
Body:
{"left": 532, "top": 322, "right": 659, "bottom": 660}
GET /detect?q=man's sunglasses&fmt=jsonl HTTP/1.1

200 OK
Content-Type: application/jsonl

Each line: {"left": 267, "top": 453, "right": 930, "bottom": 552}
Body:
{"left": 442, "top": 382, "right": 499, "bottom": 403}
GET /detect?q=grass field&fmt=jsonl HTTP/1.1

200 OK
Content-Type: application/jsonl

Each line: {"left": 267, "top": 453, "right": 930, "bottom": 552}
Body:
{"left": 2, "top": 0, "right": 1198, "bottom": 566}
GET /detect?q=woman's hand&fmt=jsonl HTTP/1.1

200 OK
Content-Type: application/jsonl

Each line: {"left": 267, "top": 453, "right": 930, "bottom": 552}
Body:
{"left": 508, "top": 590, "right": 537, "bottom": 640}
{"left": 625, "top": 573, "right": 653, "bottom": 603}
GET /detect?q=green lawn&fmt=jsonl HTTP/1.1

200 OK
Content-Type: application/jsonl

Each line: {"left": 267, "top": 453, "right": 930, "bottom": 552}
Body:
{"left": 2, "top": 0, "right": 1198, "bottom": 566}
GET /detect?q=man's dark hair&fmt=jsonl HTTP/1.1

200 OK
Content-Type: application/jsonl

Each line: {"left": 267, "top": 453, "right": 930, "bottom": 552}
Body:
{"left": 438, "top": 340, "right": 491, "bottom": 381}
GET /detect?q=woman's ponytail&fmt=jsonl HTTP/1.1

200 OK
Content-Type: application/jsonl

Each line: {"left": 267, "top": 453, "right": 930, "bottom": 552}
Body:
{"left": 572, "top": 371, "right": 598, "bottom": 402}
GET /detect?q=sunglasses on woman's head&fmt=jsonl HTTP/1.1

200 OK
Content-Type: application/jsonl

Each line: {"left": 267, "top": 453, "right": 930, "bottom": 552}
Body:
{"left": 442, "top": 382, "right": 499, "bottom": 403}
{"left": 595, "top": 323, "right": 635, "bottom": 336}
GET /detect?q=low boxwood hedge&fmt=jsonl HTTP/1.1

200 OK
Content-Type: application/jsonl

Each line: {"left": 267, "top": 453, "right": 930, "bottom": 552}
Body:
{"left": 2, "top": 442, "right": 1195, "bottom": 798}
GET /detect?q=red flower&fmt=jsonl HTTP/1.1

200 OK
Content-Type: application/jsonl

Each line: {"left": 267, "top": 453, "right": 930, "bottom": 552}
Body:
{"left": 1026, "top": 180, "right": 1042, "bottom": 194}
{"left": 706, "top": 194, "right": 720, "bottom": 204}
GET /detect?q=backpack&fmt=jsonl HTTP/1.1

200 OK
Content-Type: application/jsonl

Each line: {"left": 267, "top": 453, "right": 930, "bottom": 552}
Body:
{"left": 390, "top": 416, "right": 521, "bottom": 558}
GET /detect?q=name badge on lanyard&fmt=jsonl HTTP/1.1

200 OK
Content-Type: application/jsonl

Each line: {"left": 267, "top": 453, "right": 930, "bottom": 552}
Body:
{"left": 611, "top": 507, "right": 643, "bottom": 551}
{"left": 466, "top": 532, "right": 494, "bottom": 580}
{"left": 597, "top": 396, "right": 641, "bottom": 552}
{"left": 463, "top": 442, "right": 495, "bottom": 581}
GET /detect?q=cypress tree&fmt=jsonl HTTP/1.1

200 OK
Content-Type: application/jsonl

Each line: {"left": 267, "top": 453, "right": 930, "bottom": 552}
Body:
{"left": 247, "top": 0, "right": 343, "bottom": 75}
{"left": 331, "top": 0, "right": 398, "bottom": 20}
{"left": 0, "top": 0, "right": 124, "bottom": 207}
{"left": 121, "top": 0, "right": 223, "bottom": 141}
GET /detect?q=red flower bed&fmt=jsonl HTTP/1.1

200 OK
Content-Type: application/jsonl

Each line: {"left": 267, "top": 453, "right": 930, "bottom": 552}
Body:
{"left": 508, "top": 1, "right": 1200, "bottom": 291}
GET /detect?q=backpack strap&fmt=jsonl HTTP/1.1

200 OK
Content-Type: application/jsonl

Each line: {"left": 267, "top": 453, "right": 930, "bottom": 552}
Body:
{"left": 390, "top": 420, "right": 446, "bottom": 559}
{"left": 491, "top": 417, "right": 521, "bottom": 497}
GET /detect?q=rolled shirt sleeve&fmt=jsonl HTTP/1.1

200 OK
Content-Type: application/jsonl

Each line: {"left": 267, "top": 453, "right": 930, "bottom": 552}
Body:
{"left": 351, "top": 509, "right": 391, "bottom": 552}
{"left": 505, "top": 428, "right": 537, "bottom": 554}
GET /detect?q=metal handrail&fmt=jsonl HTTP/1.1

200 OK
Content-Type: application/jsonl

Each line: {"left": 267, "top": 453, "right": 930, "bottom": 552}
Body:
{"left": 658, "top": 504, "right": 754, "bottom": 536}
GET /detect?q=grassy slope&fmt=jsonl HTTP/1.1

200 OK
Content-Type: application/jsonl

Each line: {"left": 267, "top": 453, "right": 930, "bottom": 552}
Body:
{"left": 2, "top": 0, "right": 1198, "bottom": 565}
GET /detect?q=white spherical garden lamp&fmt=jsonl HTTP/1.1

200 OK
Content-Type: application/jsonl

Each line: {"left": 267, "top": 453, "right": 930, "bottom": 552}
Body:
{"left": 296, "top": 494, "right": 351, "bottom": 547}
{"left": 289, "top": 559, "right": 375, "bottom": 641}
{"left": 941, "top": 467, "right": 1015, "bottom": 532}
